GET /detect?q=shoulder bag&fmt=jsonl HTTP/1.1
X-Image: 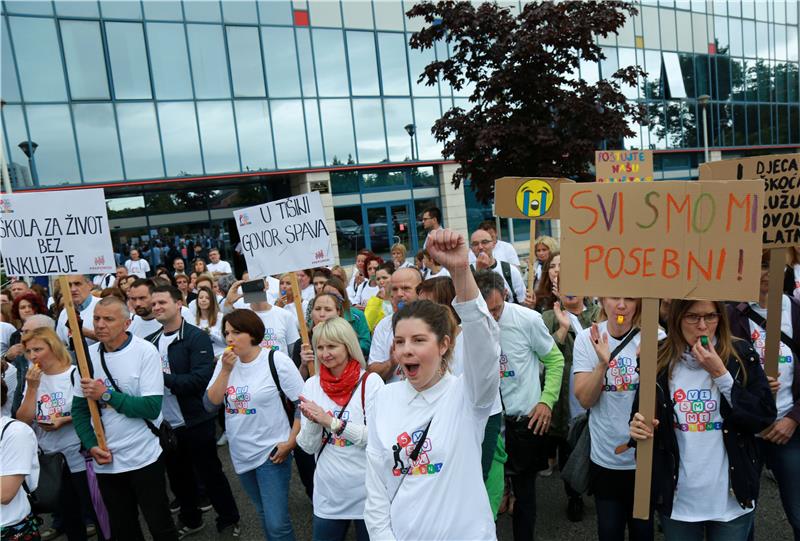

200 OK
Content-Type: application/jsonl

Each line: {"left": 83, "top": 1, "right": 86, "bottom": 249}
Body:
{"left": 316, "top": 372, "right": 369, "bottom": 461}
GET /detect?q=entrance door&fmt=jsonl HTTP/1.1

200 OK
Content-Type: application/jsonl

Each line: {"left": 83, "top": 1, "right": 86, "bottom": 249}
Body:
{"left": 361, "top": 202, "right": 415, "bottom": 261}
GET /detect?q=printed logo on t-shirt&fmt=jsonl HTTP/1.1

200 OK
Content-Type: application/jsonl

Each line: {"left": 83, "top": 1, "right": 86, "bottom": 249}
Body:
{"left": 673, "top": 388, "right": 721, "bottom": 432}
{"left": 160, "top": 352, "right": 172, "bottom": 374}
{"left": 260, "top": 327, "right": 280, "bottom": 351}
{"left": 604, "top": 354, "right": 638, "bottom": 392}
{"left": 322, "top": 409, "right": 354, "bottom": 447}
{"left": 390, "top": 429, "right": 443, "bottom": 477}
{"left": 37, "top": 393, "right": 70, "bottom": 422}
{"left": 499, "top": 352, "right": 515, "bottom": 378}
{"left": 224, "top": 385, "right": 256, "bottom": 415}
{"left": 751, "top": 328, "right": 794, "bottom": 365}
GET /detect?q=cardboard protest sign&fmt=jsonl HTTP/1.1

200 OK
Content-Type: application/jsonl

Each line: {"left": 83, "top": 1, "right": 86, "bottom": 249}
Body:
{"left": 699, "top": 152, "right": 799, "bottom": 248}
{"left": 234, "top": 191, "right": 332, "bottom": 279}
{"left": 0, "top": 189, "right": 115, "bottom": 276}
{"left": 493, "top": 177, "right": 573, "bottom": 220}
{"left": 595, "top": 150, "right": 654, "bottom": 183}
{"left": 558, "top": 180, "right": 764, "bottom": 301}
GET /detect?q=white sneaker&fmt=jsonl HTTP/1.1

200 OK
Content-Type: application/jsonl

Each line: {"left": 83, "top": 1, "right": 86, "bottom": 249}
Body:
{"left": 216, "top": 432, "right": 228, "bottom": 446}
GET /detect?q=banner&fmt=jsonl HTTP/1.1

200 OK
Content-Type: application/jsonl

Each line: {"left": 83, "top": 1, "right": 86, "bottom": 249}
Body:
{"left": 559, "top": 181, "right": 764, "bottom": 301}
{"left": 698, "top": 152, "right": 799, "bottom": 247}
{"left": 234, "top": 191, "right": 332, "bottom": 278}
{"left": 595, "top": 150, "right": 654, "bottom": 183}
{"left": 0, "top": 189, "right": 115, "bottom": 276}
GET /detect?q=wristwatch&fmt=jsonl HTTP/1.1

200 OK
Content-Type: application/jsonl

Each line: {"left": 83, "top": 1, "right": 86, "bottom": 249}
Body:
{"left": 101, "top": 388, "right": 113, "bottom": 402}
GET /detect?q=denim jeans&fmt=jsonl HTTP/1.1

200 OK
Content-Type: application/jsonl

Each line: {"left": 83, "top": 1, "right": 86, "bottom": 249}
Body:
{"left": 661, "top": 510, "right": 754, "bottom": 541}
{"left": 311, "top": 516, "right": 368, "bottom": 541}
{"left": 590, "top": 463, "right": 653, "bottom": 541}
{"left": 759, "top": 430, "right": 800, "bottom": 540}
{"left": 237, "top": 457, "right": 295, "bottom": 541}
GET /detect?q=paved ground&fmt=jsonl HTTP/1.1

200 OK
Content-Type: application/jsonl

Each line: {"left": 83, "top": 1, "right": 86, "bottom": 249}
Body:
{"left": 49, "top": 445, "right": 793, "bottom": 540}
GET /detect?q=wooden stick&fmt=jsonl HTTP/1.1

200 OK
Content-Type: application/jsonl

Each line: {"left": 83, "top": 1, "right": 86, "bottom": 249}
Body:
{"left": 58, "top": 276, "right": 107, "bottom": 451}
{"left": 527, "top": 221, "right": 537, "bottom": 295}
{"left": 632, "top": 298, "right": 659, "bottom": 520}
{"left": 289, "top": 272, "right": 313, "bottom": 375}
{"left": 763, "top": 247, "right": 787, "bottom": 378}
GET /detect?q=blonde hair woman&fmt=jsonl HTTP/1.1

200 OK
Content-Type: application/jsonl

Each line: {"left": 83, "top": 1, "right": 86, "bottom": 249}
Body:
{"left": 296, "top": 317, "right": 383, "bottom": 541}
{"left": 16, "top": 327, "right": 100, "bottom": 541}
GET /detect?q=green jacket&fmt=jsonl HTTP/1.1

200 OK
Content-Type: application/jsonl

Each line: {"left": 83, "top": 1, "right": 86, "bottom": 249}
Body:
{"left": 345, "top": 307, "right": 372, "bottom": 359}
{"left": 541, "top": 303, "right": 600, "bottom": 439}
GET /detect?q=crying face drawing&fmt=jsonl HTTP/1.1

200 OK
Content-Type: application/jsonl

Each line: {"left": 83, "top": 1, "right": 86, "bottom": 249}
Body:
{"left": 515, "top": 179, "right": 554, "bottom": 218}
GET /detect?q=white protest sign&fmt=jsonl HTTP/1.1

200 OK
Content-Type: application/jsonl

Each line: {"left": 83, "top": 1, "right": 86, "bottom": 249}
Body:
{"left": 234, "top": 191, "right": 332, "bottom": 277}
{"left": 0, "top": 188, "right": 115, "bottom": 276}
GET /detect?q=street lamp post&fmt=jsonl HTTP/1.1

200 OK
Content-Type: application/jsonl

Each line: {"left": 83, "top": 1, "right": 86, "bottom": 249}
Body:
{"left": 404, "top": 123, "right": 416, "bottom": 161}
{"left": 697, "top": 94, "right": 710, "bottom": 163}
{"left": 18, "top": 140, "right": 38, "bottom": 184}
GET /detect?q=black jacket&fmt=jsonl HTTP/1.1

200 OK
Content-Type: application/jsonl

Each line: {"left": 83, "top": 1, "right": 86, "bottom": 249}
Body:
{"left": 146, "top": 319, "right": 216, "bottom": 427}
{"left": 631, "top": 339, "right": 776, "bottom": 518}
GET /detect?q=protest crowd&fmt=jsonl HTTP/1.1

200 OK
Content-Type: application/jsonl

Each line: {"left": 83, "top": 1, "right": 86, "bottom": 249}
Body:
{"left": 2, "top": 204, "right": 800, "bottom": 541}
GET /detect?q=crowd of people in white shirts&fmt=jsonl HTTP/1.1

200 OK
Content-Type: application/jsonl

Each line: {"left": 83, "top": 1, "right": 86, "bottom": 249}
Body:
{"left": 1, "top": 207, "right": 800, "bottom": 541}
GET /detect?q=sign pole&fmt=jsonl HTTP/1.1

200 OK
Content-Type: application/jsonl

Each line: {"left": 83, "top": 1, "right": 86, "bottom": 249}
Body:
{"left": 58, "top": 276, "right": 107, "bottom": 451}
{"left": 289, "top": 272, "right": 313, "bottom": 376}
{"left": 632, "top": 298, "right": 659, "bottom": 519}
{"left": 527, "top": 221, "right": 537, "bottom": 295}
{"left": 763, "top": 247, "right": 787, "bottom": 378}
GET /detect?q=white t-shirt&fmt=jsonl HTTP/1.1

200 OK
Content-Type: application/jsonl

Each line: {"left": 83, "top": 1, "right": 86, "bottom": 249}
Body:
{"left": 158, "top": 332, "right": 185, "bottom": 428}
{"left": 573, "top": 322, "right": 657, "bottom": 470}
{"left": 364, "top": 296, "right": 499, "bottom": 541}
{"left": 793, "top": 264, "right": 800, "bottom": 301}
{"left": 255, "top": 307, "right": 300, "bottom": 356}
{"left": 485, "top": 260, "right": 526, "bottom": 304}
{"left": 451, "top": 329, "right": 503, "bottom": 415}
{"left": 2, "top": 362, "right": 17, "bottom": 417}
{"left": 125, "top": 258, "right": 150, "bottom": 278}
{"left": 196, "top": 317, "right": 226, "bottom": 357}
{"left": 0, "top": 418, "right": 39, "bottom": 527}
{"left": 669, "top": 361, "right": 751, "bottom": 522}
{"left": 189, "top": 297, "right": 224, "bottom": 318}
{"left": 368, "top": 315, "right": 404, "bottom": 384}
{"left": 497, "top": 303, "right": 557, "bottom": 417}
{"left": 425, "top": 267, "right": 451, "bottom": 280}
{"left": 57, "top": 295, "right": 100, "bottom": 347}
{"left": 207, "top": 260, "right": 232, "bottom": 274}
{"left": 93, "top": 274, "right": 116, "bottom": 289}
{"left": 301, "top": 284, "right": 315, "bottom": 303}
{"left": 567, "top": 310, "right": 590, "bottom": 420}
{"left": 0, "top": 321, "right": 15, "bottom": 357}
{"left": 749, "top": 296, "right": 795, "bottom": 419}
{"left": 297, "top": 371, "right": 384, "bottom": 520}
{"left": 129, "top": 308, "right": 194, "bottom": 339}
{"left": 74, "top": 336, "right": 164, "bottom": 473}
{"left": 28, "top": 367, "right": 85, "bottom": 473}
{"left": 207, "top": 348, "right": 304, "bottom": 474}
{"left": 469, "top": 240, "right": 520, "bottom": 267}
{"left": 353, "top": 283, "right": 379, "bottom": 307}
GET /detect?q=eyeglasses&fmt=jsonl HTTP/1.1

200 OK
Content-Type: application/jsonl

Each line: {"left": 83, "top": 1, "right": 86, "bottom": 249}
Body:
{"left": 683, "top": 312, "right": 720, "bottom": 325}
{"left": 470, "top": 239, "right": 493, "bottom": 248}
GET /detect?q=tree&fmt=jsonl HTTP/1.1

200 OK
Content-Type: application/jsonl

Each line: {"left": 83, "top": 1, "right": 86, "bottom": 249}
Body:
{"left": 407, "top": 0, "right": 646, "bottom": 201}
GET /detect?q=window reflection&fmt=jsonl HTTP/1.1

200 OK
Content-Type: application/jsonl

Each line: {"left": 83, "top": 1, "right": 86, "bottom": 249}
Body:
{"left": 2, "top": 105, "right": 32, "bottom": 188}
{"left": 378, "top": 33, "right": 411, "bottom": 95}
{"left": 304, "top": 100, "right": 325, "bottom": 166}
{"left": 271, "top": 100, "right": 310, "bottom": 168}
{"left": 262, "top": 27, "right": 302, "bottom": 97}
{"left": 143, "top": 1, "right": 183, "bottom": 20}
{"left": 384, "top": 98, "right": 413, "bottom": 161}
{"left": 146, "top": 190, "right": 209, "bottom": 214}
{"left": 147, "top": 23, "right": 194, "bottom": 99}
{"left": 184, "top": 0, "right": 221, "bottom": 22}
{"left": 4, "top": 1, "right": 53, "bottom": 15}
{"left": 106, "top": 195, "right": 145, "bottom": 219}
{"left": 222, "top": 0, "right": 258, "bottom": 23}
{"left": 226, "top": 26, "right": 266, "bottom": 97}
{"left": 743, "top": 21, "right": 756, "bottom": 57}
{"left": 55, "top": 1, "right": 99, "bottom": 17}
{"left": 73, "top": 104, "right": 124, "bottom": 182}
{"left": 187, "top": 24, "right": 231, "bottom": 98}
{"left": 659, "top": 8, "right": 677, "bottom": 51}
{"left": 320, "top": 99, "right": 357, "bottom": 165}
{"left": 641, "top": 7, "right": 660, "bottom": 49}
{"left": 309, "top": 1, "right": 342, "bottom": 27}
{"left": 347, "top": 31, "right": 380, "bottom": 95}
{"left": 26, "top": 105, "right": 81, "bottom": 185}
{"left": 313, "top": 29, "right": 350, "bottom": 96}
{"left": 413, "top": 98, "right": 443, "bottom": 160}
{"left": 352, "top": 99, "right": 388, "bottom": 163}
{"left": 408, "top": 42, "right": 438, "bottom": 96}
{"left": 106, "top": 22, "right": 152, "bottom": 100}
{"left": 158, "top": 102, "right": 203, "bottom": 176}
{"left": 1, "top": 20, "right": 20, "bottom": 102}
{"left": 373, "top": 0, "right": 404, "bottom": 31}
{"left": 411, "top": 166, "right": 437, "bottom": 188}
{"left": 296, "top": 29, "right": 318, "bottom": 97}
{"left": 60, "top": 20, "right": 110, "bottom": 100}
{"left": 259, "top": 0, "right": 292, "bottom": 24}
{"left": 197, "top": 101, "right": 239, "bottom": 174}
{"left": 9, "top": 17, "right": 67, "bottom": 101}
{"left": 618, "top": 48, "right": 638, "bottom": 99}
{"left": 234, "top": 100, "right": 276, "bottom": 171}
{"left": 330, "top": 171, "right": 359, "bottom": 194}
{"left": 100, "top": 1, "right": 142, "bottom": 19}
{"left": 116, "top": 103, "right": 165, "bottom": 180}
{"left": 333, "top": 205, "right": 365, "bottom": 264}
{"left": 342, "top": 1, "right": 374, "bottom": 29}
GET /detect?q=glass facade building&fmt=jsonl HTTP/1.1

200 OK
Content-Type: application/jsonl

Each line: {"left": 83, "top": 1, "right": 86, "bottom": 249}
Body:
{"left": 1, "top": 0, "right": 798, "bottom": 265}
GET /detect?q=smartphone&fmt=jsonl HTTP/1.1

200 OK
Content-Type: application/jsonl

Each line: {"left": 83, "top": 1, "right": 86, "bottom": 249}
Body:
{"left": 241, "top": 279, "right": 267, "bottom": 304}
{"left": 38, "top": 419, "right": 54, "bottom": 426}
{"left": 269, "top": 446, "right": 278, "bottom": 458}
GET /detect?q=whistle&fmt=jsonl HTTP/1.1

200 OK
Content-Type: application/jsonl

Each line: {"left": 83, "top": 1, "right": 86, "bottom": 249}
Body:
{"left": 616, "top": 315, "right": 624, "bottom": 325}
{"left": 700, "top": 336, "right": 709, "bottom": 347}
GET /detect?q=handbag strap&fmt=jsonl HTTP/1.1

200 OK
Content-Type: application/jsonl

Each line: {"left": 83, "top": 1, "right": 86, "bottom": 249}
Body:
{"left": 99, "top": 347, "right": 161, "bottom": 440}
{"left": 739, "top": 303, "right": 800, "bottom": 358}
{"left": 610, "top": 327, "right": 640, "bottom": 363}
{"left": 268, "top": 348, "right": 294, "bottom": 429}
{"left": 389, "top": 417, "right": 434, "bottom": 504}
{"left": 317, "top": 372, "right": 368, "bottom": 461}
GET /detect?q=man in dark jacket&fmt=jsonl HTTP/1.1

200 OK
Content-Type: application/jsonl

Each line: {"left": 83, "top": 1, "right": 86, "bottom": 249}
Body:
{"left": 147, "top": 285, "right": 240, "bottom": 539}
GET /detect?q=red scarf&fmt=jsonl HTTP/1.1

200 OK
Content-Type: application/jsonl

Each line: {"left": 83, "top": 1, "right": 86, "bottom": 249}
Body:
{"left": 320, "top": 359, "right": 361, "bottom": 407}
